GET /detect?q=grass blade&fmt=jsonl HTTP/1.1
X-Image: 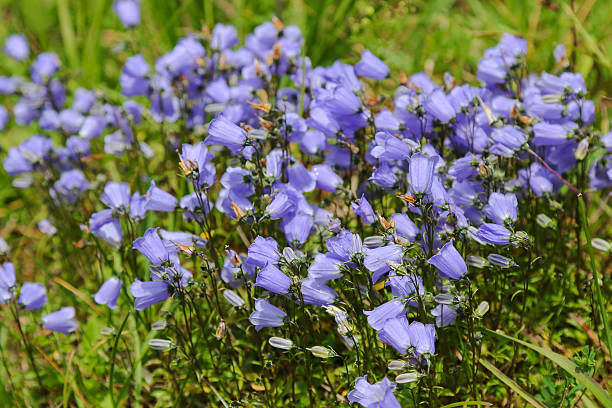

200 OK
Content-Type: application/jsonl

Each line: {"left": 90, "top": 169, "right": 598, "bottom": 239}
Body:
{"left": 485, "top": 329, "right": 612, "bottom": 407}
{"left": 441, "top": 402, "right": 493, "bottom": 408}
{"left": 578, "top": 195, "right": 612, "bottom": 357}
{"left": 57, "top": 0, "right": 78, "bottom": 70}
{"left": 479, "top": 358, "right": 548, "bottom": 408}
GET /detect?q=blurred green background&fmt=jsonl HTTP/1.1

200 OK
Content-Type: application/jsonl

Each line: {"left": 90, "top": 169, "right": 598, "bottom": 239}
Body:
{"left": 1, "top": 0, "right": 611, "bottom": 125}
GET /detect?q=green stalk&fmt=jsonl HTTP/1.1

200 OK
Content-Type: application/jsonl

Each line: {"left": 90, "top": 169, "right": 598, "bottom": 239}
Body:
{"left": 578, "top": 195, "right": 612, "bottom": 356}
{"left": 110, "top": 311, "right": 131, "bottom": 408}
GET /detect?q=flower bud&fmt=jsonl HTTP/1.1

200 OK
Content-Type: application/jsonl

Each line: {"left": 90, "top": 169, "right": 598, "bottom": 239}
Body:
{"left": 511, "top": 231, "right": 531, "bottom": 247}
{"left": 0, "top": 238, "right": 8, "bottom": 256}
{"left": 216, "top": 321, "right": 226, "bottom": 340}
{"left": 536, "top": 214, "right": 555, "bottom": 229}
{"left": 307, "top": 346, "right": 335, "bottom": 359}
{"left": 474, "top": 301, "right": 490, "bottom": 318}
{"left": 487, "top": 254, "right": 516, "bottom": 268}
{"left": 395, "top": 372, "right": 424, "bottom": 384}
{"left": 434, "top": 293, "right": 455, "bottom": 305}
{"left": 268, "top": 337, "right": 293, "bottom": 350}
{"left": 282, "top": 247, "right": 296, "bottom": 261}
{"left": 575, "top": 139, "right": 589, "bottom": 160}
{"left": 363, "top": 236, "right": 385, "bottom": 249}
{"left": 149, "top": 339, "right": 174, "bottom": 351}
{"left": 335, "top": 311, "right": 352, "bottom": 335}
{"left": 100, "top": 327, "right": 116, "bottom": 336}
{"left": 388, "top": 360, "right": 408, "bottom": 371}
{"left": 151, "top": 320, "right": 168, "bottom": 330}
{"left": 541, "top": 94, "right": 563, "bottom": 103}
{"left": 467, "top": 255, "right": 488, "bottom": 268}
{"left": 592, "top": 238, "right": 612, "bottom": 253}
{"left": 223, "top": 289, "right": 245, "bottom": 307}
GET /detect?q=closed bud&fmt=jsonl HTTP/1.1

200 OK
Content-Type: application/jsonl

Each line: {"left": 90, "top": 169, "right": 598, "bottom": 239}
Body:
{"left": 363, "top": 236, "right": 384, "bottom": 249}
{"left": 204, "top": 103, "right": 227, "bottom": 114}
{"left": 388, "top": 360, "right": 408, "bottom": 371}
{"left": 223, "top": 289, "right": 245, "bottom": 308}
{"left": 0, "top": 239, "right": 8, "bottom": 256}
{"left": 151, "top": 320, "right": 168, "bottom": 330}
{"left": 592, "top": 238, "right": 612, "bottom": 253}
{"left": 511, "top": 231, "right": 531, "bottom": 247}
{"left": 216, "top": 321, "right": 226, "bottom": 340}
{"left": 541, "top": 94, "right": 563, "bottom": 103}
{"left": 268, "top": 337, "right": 293, "bottom": 350}
{"left": 474, "top": 301, "right": 490, "bottom": 318}
{"left": 307, "top": 346, "right": 335, "bottom": 359}
{"left": 467, "top": 255, "right": 488, "bottom": 268}
{"left": 575, "top": 139, "right": 589, "bottom": 160}
{"left": 396, "top": 372, "right": 424, "bottom": 383}
{"left": 434, "top": 293, "right": 455, "bottom": 305}
{"left": 334, "top": 311, "right": 352, "bottom": 335}
{"left": 487, "top": 254, "right": 516, "bottom": 268}
{"left": 536, "top": 214, "right": 555, "bottom": 229}
{"left": 282, "top": 247, "right": 296, "bottom": 261}
{"left": 149, "top": 339, "right": 175, "bottom": 351}
{"left": 100, "top": 327, "right": 116, "bottom": 336}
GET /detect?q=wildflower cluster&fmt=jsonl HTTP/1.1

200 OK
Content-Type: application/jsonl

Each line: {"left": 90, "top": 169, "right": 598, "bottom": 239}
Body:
{"left": 0, "top": 5, "right": 610, "bottom": 406}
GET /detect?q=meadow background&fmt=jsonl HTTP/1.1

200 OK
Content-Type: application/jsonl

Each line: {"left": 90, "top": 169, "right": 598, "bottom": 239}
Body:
{"left": 0, "top": 0, "right": 611, "bottom": 407}
{"left": 2, "top": 0, "right": 612, "bottom": 275}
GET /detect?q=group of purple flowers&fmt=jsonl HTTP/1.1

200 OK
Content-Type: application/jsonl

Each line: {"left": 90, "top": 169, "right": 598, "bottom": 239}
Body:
{"left": 0, "top": 1, "right": 610, "bottom": 405}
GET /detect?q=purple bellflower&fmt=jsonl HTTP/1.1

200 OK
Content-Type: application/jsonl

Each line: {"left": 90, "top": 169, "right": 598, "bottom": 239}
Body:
{"left": 427, "top": 240, "right": 467, "bottom": 279}
{"left": 255, "top": 263, "right": 292, "bottom": 295}
{"left": 352, "top": 195, "right": 376, "bottom": 225}
{"left": 3, "top": 34, "right": 29, "bottom": 61}
{"left": 113, "top": 0, "right": 141, "bottom": 28}
{"left": 206, "top": 116, "right": 247, "bottom": 156}
{"left": 408, "top": 153, "right": 438, "bottom": 196}
{"left": 347, "top": 376, "right": 400, "bottom": 408}
{"left": 42, "top": 307, "right": 78, "bottom": 335}
{"left": 483, "top": 192, "right": 518, "bottom": 225}
{"left": 18, "top": 282, "right": 47, "bottom": 310}
{"left": 94, "top": 277, "right": 122, "bottom": 310}
{"left": 249, "top": 298, "right": 286, "bottom": 331}
{"left": 354, "top": 49, "right": 390, "bottom": 80}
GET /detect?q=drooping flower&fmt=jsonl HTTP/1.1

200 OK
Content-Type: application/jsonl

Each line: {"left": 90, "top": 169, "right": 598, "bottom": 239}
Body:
{"left": 483, "top": 192, "right": 518, "bottom": 225}
{"left": 476, "top": 223, "right": 512, "bottom": 245}
{"left": 94, "top": 277, "right": 122, "bottom": 310}
{"left": 3, "top": 34, "right": 29, "bottom": 61}
{"left": 364, "top": 299, "right": 406, "bottom": 331}
{"left": 301, "top": 278, "right": 337, "bottom": 306}
{"left": 130, "top": 280, "right": 170, "bottom": 311}
{"left": 255, "top": 263, "right": 292, "bottom": 295}
{"left": 364, "top": 244, "right": 403, "bottom": 283}
{"left": 133, "top": 228, "right": 172, "bottom": 265}
{"left": 205, "top": 116, "right": 247, "bottom": 156}
{"left": 18, "top": 282, "right": 47, "bottom": 310}
{"left": 427, "top": 240, "right": 467, "bottom": 279}
{"left": 354, "top": 49, "right": 389, "bottom": 80}
{"left": 42, "top": 307, "right": 78, "bottom": 335}
{"left": 0, "top": 262, "right": 16, "bottom": 303}
{"left": 406, "top": 321, "right": 436, "bottom": 354}
{"left": 113, "top": 0, "right": 141, "bottom": 28}
{"left": 408, "top": 153, "right": 438, "bottom": 196}
{"left": 347, "top": 376, "right": 400, "bottom": 408}
{"left": 352, "top": 195, "right": 376, "bottom": 225}
{"left": 249, "top": 298, "right": 286, "bottom": 331}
